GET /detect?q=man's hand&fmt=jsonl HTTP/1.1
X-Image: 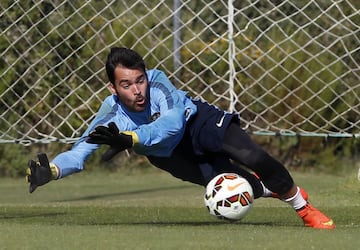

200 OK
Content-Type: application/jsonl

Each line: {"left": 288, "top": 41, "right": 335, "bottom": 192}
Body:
{"left": 26, "top": 153, "right": 56, "bottom": 193}
{"left": 86, "top": 122, "right": 135, "bottom": 161}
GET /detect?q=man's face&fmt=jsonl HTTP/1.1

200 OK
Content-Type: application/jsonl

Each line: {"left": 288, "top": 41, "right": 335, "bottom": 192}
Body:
{"left": 109, "top": 66, "right": 148, "bottom": 112}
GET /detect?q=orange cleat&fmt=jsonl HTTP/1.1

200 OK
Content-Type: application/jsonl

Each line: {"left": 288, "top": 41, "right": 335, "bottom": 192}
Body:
{"left": 297, "top": 203, "right": 335, "bottom": 229}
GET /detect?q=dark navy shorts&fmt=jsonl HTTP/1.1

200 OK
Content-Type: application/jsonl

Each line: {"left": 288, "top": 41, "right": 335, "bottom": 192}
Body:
{"left": 187, "top": 99, "right": 240, "bottom": 155}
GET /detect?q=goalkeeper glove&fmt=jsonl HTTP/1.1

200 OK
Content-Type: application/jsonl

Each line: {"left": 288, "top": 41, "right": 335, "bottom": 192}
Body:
{"left": 86, "top": 122, "right": 138, "bottom": 161}
{"left": 26, "top": 153, "right": 58, "bottom": 193}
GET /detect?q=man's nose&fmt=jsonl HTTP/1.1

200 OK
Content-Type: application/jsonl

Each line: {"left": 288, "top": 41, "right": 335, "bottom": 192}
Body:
{"left": 133, "top": 84, "right": 140, "bottom": 94}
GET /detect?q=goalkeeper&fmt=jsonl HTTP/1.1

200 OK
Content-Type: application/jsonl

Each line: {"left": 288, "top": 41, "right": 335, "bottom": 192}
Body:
{"left": 26, "top": 47, "right": 334, "bottom": 229}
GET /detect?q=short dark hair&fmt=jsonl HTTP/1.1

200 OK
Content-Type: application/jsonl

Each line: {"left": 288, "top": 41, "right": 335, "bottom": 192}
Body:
{"left": 105, "top": 47, "right": 146, "bottom": 84}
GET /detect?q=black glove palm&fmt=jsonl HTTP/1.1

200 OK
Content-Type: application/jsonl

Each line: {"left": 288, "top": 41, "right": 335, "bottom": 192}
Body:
{"left": 86, "top": 122, "right": 133, "bottom": 161}
{"left": 26, "top": 153, "right": 52, "bottom": 193}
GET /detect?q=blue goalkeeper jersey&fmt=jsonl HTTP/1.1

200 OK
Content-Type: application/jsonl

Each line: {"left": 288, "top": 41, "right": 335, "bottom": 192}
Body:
{"left": 52, "top": 69, "right": 197, "bottom": 178}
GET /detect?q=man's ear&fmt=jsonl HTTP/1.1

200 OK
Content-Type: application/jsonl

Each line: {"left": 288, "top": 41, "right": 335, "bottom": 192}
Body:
{"left": 108, "top": 82, "right": 116, "bottom": 94}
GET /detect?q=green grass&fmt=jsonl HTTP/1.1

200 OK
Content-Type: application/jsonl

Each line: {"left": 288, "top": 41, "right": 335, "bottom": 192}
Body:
{"left": 0, "top": 168, "right": 359, "bottom": 250}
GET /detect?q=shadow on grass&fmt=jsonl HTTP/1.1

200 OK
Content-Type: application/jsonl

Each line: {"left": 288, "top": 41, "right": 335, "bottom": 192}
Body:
{"left": 53, "top": 185, "right": 195, "bottom": 202}
{"left": 0, "top": 208, "right": 297, "bottom": 228}
{"left": 0, "top": 211, "right": 68, "bottom": 220}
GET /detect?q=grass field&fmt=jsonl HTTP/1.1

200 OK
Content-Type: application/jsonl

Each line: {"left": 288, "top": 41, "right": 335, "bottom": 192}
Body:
{"left": 0, "top": 168, "right": 359, "bottom": 250}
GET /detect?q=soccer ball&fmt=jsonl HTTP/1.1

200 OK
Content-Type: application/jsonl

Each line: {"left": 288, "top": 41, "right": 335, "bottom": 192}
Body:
{"left": 204, "top": 173, "right": 254, "bottom": 220}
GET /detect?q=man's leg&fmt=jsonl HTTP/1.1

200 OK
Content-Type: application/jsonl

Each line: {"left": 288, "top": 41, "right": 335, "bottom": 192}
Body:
{"left": 221, "top": 122, "right": 335, "bottom": 229}
{"left": 222, "top": 123, "right": 294, "bottom": 196}
{"left": 146, "top": 135, "right": 207, "bottom": 187}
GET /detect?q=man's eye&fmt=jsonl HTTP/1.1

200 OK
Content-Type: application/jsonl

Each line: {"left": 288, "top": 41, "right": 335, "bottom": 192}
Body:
{"left": 137, "top": 76, "right": 145, "bottom": 84}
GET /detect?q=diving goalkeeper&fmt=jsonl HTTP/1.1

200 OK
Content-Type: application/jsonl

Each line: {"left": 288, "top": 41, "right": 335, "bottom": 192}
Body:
{"left": 26, "top": 47, "right": 334, "bottom": 229}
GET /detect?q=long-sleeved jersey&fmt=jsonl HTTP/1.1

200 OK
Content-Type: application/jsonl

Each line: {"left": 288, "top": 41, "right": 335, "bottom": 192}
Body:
{"left": 52, "top": 69, "right": 197, "bottom": 178}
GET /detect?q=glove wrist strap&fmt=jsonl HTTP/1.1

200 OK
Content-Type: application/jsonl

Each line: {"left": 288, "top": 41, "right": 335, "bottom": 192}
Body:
{"left": 50, "top": 163, "right": 59, "bottom": 180}
{"left": 122, "top": 131, "right": 139, "bottom": 145}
